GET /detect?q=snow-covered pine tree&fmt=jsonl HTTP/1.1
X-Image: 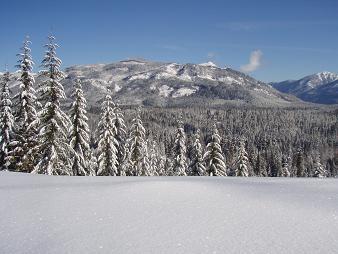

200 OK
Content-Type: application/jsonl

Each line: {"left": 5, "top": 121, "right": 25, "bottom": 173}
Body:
{"left": 189, "top": 129, "right": 206, "bottom": 176}
{"left": 96, "top": 94, "right": 118, "bottom": 176}
{"left": 235, "top": 139, "right": 249, "bottom": 177}
{"left": 142, "top": 140, "right": 151, "bottom": 176}
{"left": 157, "top": 155, "right": 166, "bottom": 176}
{"left": 10, "top": 38, "right": 39, "bottom": 172}
{"left": 149, "top": 141, "right": 159, "bottom": 176}
{"left": 113, "top": 104, "right": 126, "bottom": 176}
{"left": 126, "top": 107, "right": 147, "bottom": 176}
{"left": 313, "top": 152, "right": 326, "bottom": 177}
{"left": 204, "top": 124, "right": 227, "bottom": 176}
{"left": 69, "top": 79, "right": 91, "bottom": 176}
{"left": 295, "top": 148, "right": 305, "bottom": 177}
{"left": 172, "top": 118, "right": 188, "bottom": 176}
{"left": 280, "top": 155, "right": 291, "bottom": 177}
{"left": 0, "top": 72, "right": 15, "bottom": 170}
{"left": 32, "top": 35, "right": 73, "bottom": 175}
{"left": 88, "top": 149, "right": 98, "bottom": 176}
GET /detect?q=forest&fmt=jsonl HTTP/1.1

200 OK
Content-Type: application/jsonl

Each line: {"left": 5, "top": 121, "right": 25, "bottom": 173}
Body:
{"left": 0, "top": 36, "right": 337, "bottom": 177}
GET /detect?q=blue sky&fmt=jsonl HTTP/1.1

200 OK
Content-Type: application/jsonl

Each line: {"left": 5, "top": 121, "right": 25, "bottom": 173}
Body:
{"left": 1, "top": 0, "right": 338, "bottom": 81}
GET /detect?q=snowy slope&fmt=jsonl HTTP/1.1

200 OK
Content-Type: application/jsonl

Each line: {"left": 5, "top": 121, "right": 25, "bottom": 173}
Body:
{"left": 1, "top": 172, "right": 338, "bottom": 254}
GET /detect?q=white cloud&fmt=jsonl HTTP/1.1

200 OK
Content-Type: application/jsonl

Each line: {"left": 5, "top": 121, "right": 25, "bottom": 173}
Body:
{"left": 240, "top": 50, "right": 263, "bottom": 73}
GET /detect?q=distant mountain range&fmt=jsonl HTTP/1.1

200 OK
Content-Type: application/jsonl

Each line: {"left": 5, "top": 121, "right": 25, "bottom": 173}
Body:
{"left": 271, "top": 72, "right": 338, "bottom": 104}
{"left": 61, "top": 59, "right": 300, "bottom": 108}
{"left": 2, "top": 60, "right": 337, "bottom": 108}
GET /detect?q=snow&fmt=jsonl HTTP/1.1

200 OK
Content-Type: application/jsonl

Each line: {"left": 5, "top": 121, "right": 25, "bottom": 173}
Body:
{"left": 172, "top": 87, "right": 198, "bottom": 98}
{"left": 199, "top": 61, "right": 218, "bottom": 68}
{"left": 1, "top": 172, "right": 338, "bottom": 254}
{"left": 158, "top": 85, "right": 174, "bottom": 97}
{"left": 127, "top": 72, "right": 150, "bottom": 81}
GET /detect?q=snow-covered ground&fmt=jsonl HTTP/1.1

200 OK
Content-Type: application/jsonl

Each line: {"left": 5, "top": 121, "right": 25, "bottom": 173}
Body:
{"left": 0, "top": 172, "right": 337, "bottom": 254}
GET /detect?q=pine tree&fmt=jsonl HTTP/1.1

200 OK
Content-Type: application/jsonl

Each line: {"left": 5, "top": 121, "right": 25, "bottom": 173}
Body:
{"left": 295, "top": 148, "right": 305, "bottom": 177}
{"left": 113, "top": 104, "right": 126, "bottom": 175}
{"left": 149, "top": 141, "right": 159, "bottom": 176}
{"left": 189, "top": 129, "right": 206, "bottom": 176}
{"left": 204, "top": 124, "right": 227, "bottom": 176}
{"left": 88, "top": 149, "right": 98, "bottom": 176}
{"left": 10, "top": 38, "right": 39, "bottom": 172}
{"left": 96, "top": 94, "right": 118, "bottom": 176}
{"left": 32, "top": 35, "right": 72, "bottom": 175}
{"left": 235, "top": 139, "right": 249, "bottom": 177}
{"left": 142, "top": 140, "right": 151, "bottom": 176}
{"left": 313, "top": 152, "right": 326, "bottom": 177}
{"left": 0, "top": 72, "right": 14, "bottom": 170}
{"left": 280, "top": 155, "right": 291, "bottom": 177}
{"left": 69, "top": 79, "right": 90, "bottom": 176}
{"left": 126, "top": 108, "right": 146, "bottom": 176}
{"left": 172, "top": 118, "right": 188, "bottom": 176}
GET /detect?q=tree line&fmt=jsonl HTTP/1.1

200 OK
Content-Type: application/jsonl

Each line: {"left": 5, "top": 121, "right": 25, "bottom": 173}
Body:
{"left": 0, "top": 36, "right": 337, "bottom": 177}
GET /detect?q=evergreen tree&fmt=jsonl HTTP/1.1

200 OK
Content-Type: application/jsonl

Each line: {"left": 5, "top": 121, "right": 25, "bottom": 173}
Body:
{"left": 32, "top": 35, "right": 72, "bottom": 175}
{"left": 96, "top": 94, "right": 118, "bottom": 176}
{"left": 69, "top": 79, "right": 90, "bottom": 176}
{"left": 313, "top": 152, "right": 326, "bottom": 177}
{"left": 0, "top": 72, "right": 14, "bottom": 170}
{"left": 113, "top": 104, "right": 126, "bottom": 175}
{"left": 172, "top": 118, "right": 188, "bottom": 176}
{"left": 295, "top": 148, "right": 305, "bottom": 177}
{"left": 204, "top": 124, "right": 227, "bottom": 176}
{"left": 189, "top": 129, "right": 206, "bottom": 176}
{"left": 254, "top": 151, "right": 268, "bottom": 177}
{"left": 149, "top": 141, "right": 159, "bottom": 176}
{"left": 235, "top": 140, "right": 249, "bottom": 177}
{"left": 280, "top": 155, "right": 291, "bottom": 177}
{"left": 126, "top": 107, "right": 146, "bottom": 176}
{"left": 88, "top": 149, "right": 98, "bottom": 176}
{"left": 10, "top": 38, "right": 39, "bottom": 172}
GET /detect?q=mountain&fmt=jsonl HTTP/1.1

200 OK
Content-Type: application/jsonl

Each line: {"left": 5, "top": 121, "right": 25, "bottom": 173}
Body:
{"left": 62, "top": 59, "right": 300, "bottom": 108}
{"left": 1, "top": 59, "right": 302, "bottom": 108}
{"left": 272, "top": 72, "right": 338, "bottom": 104}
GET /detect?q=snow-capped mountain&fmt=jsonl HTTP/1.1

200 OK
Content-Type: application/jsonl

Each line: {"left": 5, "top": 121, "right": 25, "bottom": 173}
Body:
{"left": 61, "top": 59, "right": 299, "bottom": 108}
{"left": 272, "top": 71, "right": 338, "bottom": 104}
{"left": 1, "top": 59, "right": 301, "bottom": 108}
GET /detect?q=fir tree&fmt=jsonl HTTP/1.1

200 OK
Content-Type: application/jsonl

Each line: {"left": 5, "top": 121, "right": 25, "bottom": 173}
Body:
{"left": 0, "top": 72, "right": 14, "bottom": 170}
{"left": 88, "top": 149, "right": 98, "bottom": 176}
{"left": 32, "top": 35, "right": 72, "bottom": 175}
{"left": 113, "top": 104, "right": 126, "bottom": 175}
{"left": 204, "top": 124, "right": 227, "bottom": 176}
{"left": 96, "top": 94, "right": 118, "bottom": 176}
{"left": 149, "top": 141, "right": 159, "bottom": 176}
{"left": 235, "top": 139, "right": 249, "bottom": 177}
{"left": 126, "top": 107, "right": 146, "bottom": 176}
{"left": 280, "top": 155, "right": 291, "bottom": 177}
{"left": 295, "top": 148, "right": 305, "bottom": 177}
{"left": 69, "top": 79, "right": 90, "bottom": 176}
{"left": 313, "top": 152, "right": 326, "bottom": 177}
{"left": 172, "top": 118, "right": 188, "bottom": 176}
{"left": 189, "top": 129, "right": 206, "bottom": 176}
{"left": 10, "top": 37, "right": 39, "bottom": 172}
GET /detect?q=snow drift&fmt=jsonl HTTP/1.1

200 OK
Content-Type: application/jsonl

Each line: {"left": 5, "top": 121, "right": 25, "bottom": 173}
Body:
{"left": 0, "top": 172, "right": 337, "bottom": 254}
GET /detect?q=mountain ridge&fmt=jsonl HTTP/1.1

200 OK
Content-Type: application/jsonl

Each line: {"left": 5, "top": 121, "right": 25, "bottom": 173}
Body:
{"left": 272, "top": 71, "right": 338, "bottom": 104}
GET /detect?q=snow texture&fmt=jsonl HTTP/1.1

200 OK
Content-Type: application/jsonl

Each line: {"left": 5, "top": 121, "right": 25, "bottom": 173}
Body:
{"left": 1, "top": 172, "right": 337, "bottom": 254}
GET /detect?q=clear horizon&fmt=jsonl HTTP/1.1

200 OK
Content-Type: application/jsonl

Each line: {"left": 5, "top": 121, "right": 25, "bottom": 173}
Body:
{"left": 1, "top": 0, "right": 338, "bottom": 82}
